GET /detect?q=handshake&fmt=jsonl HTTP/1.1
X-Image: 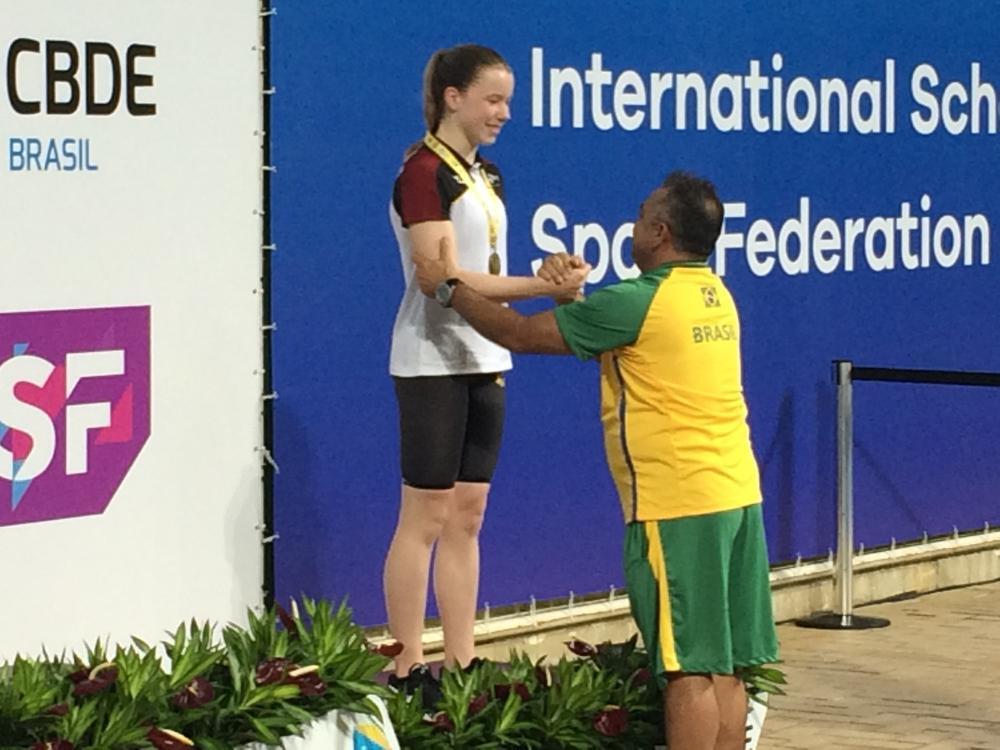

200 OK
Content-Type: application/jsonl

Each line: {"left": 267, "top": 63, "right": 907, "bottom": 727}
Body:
{"left": 414, "top": 236, "right": 592, "bottom": 303}
{"left": 535, "top": 252, "right": 592, "bottom": 302}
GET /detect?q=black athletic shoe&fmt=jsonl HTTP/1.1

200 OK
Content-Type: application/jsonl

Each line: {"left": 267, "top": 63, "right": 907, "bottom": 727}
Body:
{"left": 388, "top": 664, "right": 442, "bottom": 712}
{"left": 461, "top": 657, "right": 489, "bottom": 673}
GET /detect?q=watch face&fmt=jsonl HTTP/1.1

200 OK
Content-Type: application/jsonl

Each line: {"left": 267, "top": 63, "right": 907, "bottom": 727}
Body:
{"left": 435, "top": 280, "right": 454, "bottom": 307}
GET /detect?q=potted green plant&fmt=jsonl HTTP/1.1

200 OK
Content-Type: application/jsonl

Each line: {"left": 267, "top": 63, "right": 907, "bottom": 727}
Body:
{"left": 386, "top": 635, "right": 785, "bottom": 749}
{"left": 0, "top": 599, "right": 398, "bottom": 750}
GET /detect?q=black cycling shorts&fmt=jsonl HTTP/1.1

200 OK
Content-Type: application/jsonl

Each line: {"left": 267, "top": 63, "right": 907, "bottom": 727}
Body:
{"left": 393, "top": 373, "right": 506, "bottom": 489}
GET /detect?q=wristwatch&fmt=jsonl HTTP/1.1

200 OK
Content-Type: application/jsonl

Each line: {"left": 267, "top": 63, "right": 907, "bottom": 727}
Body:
{"left": 435, "top": 277, "right": 461, "bottom": 308}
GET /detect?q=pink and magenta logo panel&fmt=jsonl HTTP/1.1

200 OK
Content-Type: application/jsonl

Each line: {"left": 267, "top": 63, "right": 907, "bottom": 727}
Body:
{"left": 0, "top": 306, "right": 150, "bottom": 526}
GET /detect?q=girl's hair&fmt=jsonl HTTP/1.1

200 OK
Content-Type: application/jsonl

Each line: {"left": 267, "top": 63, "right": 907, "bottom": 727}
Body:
{"left": 422, "top": 44, "right": 509, "bottom": 132}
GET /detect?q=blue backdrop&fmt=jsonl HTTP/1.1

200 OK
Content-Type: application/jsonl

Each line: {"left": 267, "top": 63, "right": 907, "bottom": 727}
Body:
{"left": 271, "top": 1, "right": 1000, "bottom": 624}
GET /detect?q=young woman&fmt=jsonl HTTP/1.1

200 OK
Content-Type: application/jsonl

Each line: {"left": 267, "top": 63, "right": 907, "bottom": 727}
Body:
{"left": 384, "top": 44, "right": 585, "bottom": 691}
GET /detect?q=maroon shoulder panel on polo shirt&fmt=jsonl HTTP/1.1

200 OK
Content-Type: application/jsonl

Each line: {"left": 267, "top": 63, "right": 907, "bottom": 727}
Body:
{"left": 392, "top": 146, "right": 505, "bottom": 227}
{"left": 393, "top": 146, "right": 462, "bottom": 227}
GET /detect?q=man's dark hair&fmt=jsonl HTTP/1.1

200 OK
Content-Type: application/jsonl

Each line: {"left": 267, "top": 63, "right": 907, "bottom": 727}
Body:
{"left": 659, "top": 171, "right": 724, "bottom": 257}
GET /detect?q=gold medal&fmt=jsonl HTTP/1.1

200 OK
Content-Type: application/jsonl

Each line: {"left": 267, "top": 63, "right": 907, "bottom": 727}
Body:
{"left": 488, "top": 251, "right": 501, "bottom": 275}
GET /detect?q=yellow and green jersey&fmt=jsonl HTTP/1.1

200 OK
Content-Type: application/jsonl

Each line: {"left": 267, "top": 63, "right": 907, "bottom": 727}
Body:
{"left": 553, "top": 260, "right": 761, "bottom": 523}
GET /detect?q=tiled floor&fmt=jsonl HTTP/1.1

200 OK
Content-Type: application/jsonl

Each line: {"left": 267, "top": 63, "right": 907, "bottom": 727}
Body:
{"left": 763, "top": 581, "right": 1000, "bottom": 749}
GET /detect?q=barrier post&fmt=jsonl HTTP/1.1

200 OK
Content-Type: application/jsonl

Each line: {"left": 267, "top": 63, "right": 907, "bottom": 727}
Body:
{"left": 797, "top": 360, "right": 890, "bottom": 630}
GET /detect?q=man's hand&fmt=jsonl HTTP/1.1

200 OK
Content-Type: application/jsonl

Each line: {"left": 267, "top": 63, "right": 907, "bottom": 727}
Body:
{"left": 537, "top": 252, "right": 588, "bottom": 284}
{"left": 538, "top": 254, "right": 591, "bottom": 303}
{"left": 550, "top": 265, "right": 591, "bottom": 303}
{"left": 414, "top": 236, "right": 457, "bottom": 296}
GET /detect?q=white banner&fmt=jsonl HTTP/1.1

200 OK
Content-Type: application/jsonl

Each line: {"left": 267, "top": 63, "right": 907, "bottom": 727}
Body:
{"left": 0, "top": 1, "right": 263, "bottom": 656}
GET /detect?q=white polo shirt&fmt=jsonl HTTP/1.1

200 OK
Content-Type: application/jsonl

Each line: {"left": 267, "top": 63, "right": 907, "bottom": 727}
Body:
{"left": 388, "top": 143, "right": 513, "bottom": 377}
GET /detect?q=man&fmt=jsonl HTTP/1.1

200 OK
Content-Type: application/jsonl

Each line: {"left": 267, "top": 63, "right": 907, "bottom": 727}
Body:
{"left": 415, "top": 171, "right": 779, "bottom": 750}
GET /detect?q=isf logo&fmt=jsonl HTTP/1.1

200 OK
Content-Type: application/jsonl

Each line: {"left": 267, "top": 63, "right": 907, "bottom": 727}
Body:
{"left": 0, "top": 306, "right": 150, "bottom": 527}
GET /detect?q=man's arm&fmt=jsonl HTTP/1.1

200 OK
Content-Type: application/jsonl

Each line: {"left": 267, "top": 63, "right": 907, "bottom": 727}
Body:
{"left": 450, "top": 281, "right": 572, "bottom": 355}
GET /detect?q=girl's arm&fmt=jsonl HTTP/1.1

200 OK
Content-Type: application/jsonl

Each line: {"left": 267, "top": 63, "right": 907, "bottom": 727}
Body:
{"left": 409, "top": 221, "right": 585, "bottom": 302}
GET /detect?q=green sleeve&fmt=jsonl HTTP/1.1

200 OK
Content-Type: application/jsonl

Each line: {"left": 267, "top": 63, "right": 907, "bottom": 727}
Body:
{"left": 553, "top": 276, "right": 660, "bottom": 361}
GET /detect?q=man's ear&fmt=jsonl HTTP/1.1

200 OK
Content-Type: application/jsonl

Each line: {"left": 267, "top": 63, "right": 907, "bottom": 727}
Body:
{"left": 656, "top": 220, "right": 672, "bottom": 246}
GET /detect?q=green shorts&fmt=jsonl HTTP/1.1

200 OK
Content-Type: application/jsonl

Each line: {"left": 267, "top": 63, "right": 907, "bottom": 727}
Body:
{"left": 624, "top": 503, "right": 779, "bottom": 685}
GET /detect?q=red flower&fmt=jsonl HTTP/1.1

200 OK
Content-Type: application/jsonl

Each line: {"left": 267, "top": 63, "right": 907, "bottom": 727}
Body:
{"left": 630, "top": 667, "right": 652, "bottom": 687}
{"left": 494, "top": 682, "right": 531, "bottom": 701}
{"left": 288, "top": 666, "right": 326, "bottom": 697}
{"left": 468, "top": 692, "right": 490, "bottom": 716}
{"left": 534, "top": 664, "right": 549, "bottom": 688}
{"left": 67, "top": 669, "right": 88, "bottom": 684}
{"left": 254, "top": 658, "right": 292, "bottom": 686}
{"left": 370, "top": 640, "right": 404, "bottom": 658}
{"left": 71, "top": 663, "right": 118, "bottom": 697}
{"left": 275, "top": 604, "right": 300, "bottom": 640}
{"left": 254, "top": 660, "right": 326, "bottom": 697}
{"left": 565, "top": 639, "right": 597, "bottom": 658}
{"left": 147, "top": 727, "right": 196, "bottom": 750}
{"left": 593, "top": 705, "right": 629, "bottom": 737}
{"left": 44, "top": 703, "right": 69, "bottom": 716}
{"left": 423, "top": 711, "right": 455, "bottom": 732}
{"left": 171, "top": 676, "right": 215, "bottom": 710}
{"left": 30, "top": 741, "right": 74, "bottom": 750}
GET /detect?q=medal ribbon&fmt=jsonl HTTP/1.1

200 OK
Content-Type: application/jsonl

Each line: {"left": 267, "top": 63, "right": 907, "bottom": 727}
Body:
{"left": 423, "top": 132, "right": 502, "bottom": 274}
